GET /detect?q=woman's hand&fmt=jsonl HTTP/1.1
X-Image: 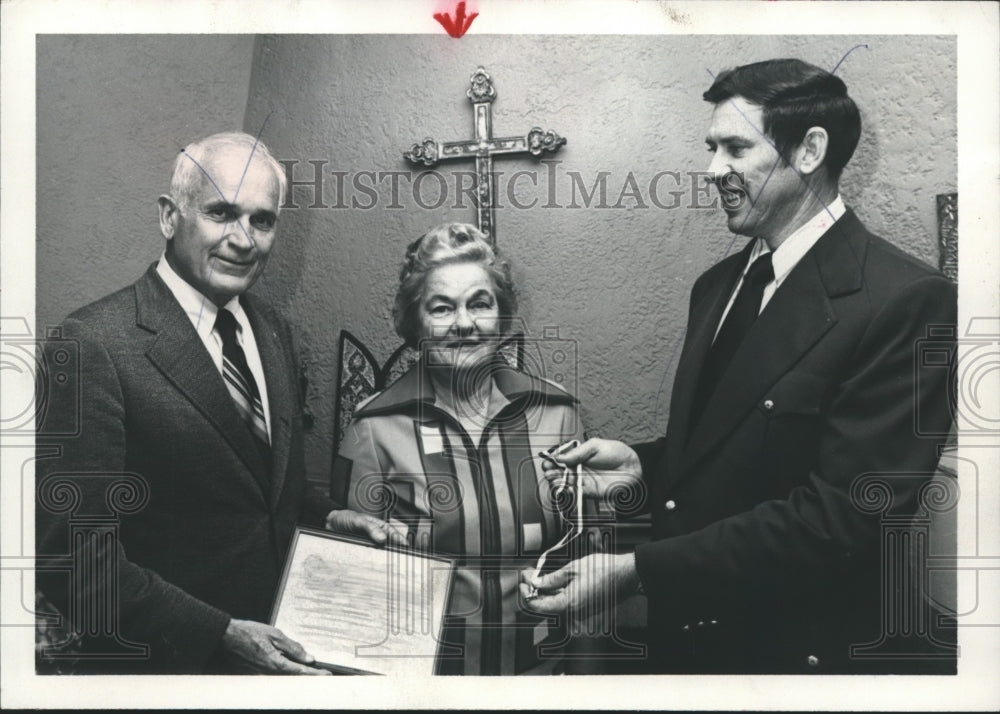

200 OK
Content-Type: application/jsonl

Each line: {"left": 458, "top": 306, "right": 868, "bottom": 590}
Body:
{"left": 540, "top": 438, "right": 644, "bottom": 501}
{"left": 324, "top": 509, "right": 408, "bottom": 547}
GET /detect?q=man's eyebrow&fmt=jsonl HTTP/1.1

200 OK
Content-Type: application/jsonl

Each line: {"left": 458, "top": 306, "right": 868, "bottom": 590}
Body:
{"left": 706, "top": 134, "right": 752, "bottom": 145}
{"left": 469, "top": 288, "right": 495, "bottom": 300}
{"left": 202, "top": 199, "right": 235, "bottom": 211}
{"left": 200, "top": 201, "right": 276, "bottom": 217}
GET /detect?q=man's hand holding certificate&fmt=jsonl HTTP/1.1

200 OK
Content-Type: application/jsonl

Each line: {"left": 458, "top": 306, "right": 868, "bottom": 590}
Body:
{"left": 270, "top": 528, "right": 454, "bottom": 676}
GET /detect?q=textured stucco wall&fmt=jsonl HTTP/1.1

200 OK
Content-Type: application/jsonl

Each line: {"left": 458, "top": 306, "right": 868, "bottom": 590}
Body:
{"left": 36, "top": 35, "right": 256, "bottom": 329}
{"left": 243, "top": 35, "right": 955, "bottom": 482}
{"left": 34, "top": 35, "right": 956, "bottom": 487}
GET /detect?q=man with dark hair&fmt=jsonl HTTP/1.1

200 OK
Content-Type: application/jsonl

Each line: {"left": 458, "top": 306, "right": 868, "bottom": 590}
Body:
{"left": 524, "top": 59, "right": 956, "bottom": 674}
{"left": 703, "top": 58, "right": 862, "bottom": 177}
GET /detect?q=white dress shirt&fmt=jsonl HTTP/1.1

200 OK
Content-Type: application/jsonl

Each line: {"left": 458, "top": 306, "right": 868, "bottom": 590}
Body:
{"left": 156, "top": 254, "right": 272, "bottom": 438}
{"left": 714, "top": 195, "right": 846, "bottom": 340}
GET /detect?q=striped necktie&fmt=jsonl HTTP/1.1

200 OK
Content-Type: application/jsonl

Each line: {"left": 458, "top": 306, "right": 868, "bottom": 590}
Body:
{"left": 215, "top": 308, "right": 270, "bottom": 449}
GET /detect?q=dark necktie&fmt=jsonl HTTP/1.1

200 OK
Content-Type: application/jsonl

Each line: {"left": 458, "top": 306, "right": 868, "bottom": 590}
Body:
{"left": 689, "top": 252, "right": 775, "bottom": 430}
{"left": 215, "top": 309, "right": 270, "bottom": 451}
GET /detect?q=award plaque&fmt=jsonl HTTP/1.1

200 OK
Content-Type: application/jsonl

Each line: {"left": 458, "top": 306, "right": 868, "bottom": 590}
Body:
{"left": 270, "top": 527, "right": 454, "bottom": 676}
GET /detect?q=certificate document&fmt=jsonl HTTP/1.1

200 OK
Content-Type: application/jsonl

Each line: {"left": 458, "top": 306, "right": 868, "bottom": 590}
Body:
{"left": 270, "top": 528, "right": 454, "bottom": 676}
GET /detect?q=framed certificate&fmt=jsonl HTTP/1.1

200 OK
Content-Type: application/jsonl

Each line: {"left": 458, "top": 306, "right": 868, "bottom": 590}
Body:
{"left": 270, "top": 527, "right": 455, "bottom": 676}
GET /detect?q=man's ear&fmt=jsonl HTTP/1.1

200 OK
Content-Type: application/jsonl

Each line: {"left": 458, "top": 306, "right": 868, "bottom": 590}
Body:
{"left": 157, "top": 195, "right": 180, "bottom": 240}
{"left": 794, "top": 127, "right": 829, "bottom": 176}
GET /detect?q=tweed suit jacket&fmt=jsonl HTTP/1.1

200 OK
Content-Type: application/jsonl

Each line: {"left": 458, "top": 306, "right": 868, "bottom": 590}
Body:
{"left": 36, "top": 264, "right": 332, "bottom": 673}
{"left": 631, "top": 210, "right": 957, "bottom": 673}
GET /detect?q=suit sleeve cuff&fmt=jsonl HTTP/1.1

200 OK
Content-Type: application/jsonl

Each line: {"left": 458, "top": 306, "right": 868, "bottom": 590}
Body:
{"left": 632, "top": 551, "right": 646, "bottom": 595}
{"left": 630, "top": 439, "right": 663, "bottom": 482}
{"left": 302, "top": 482, "right": 339, "bottom": 528}
{"left": 633, "top": 538, "right": 683, "bottom": 607}
{"left": 155, "top": 598, "right": 232, "bottom": 672}
{"left": 633, "top": 540, "right": 658, "bottom": 597}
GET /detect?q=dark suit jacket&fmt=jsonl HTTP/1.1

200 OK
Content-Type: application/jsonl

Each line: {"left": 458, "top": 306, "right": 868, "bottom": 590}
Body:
{"left": 632, "top": 210, "right": 957, "bottom": 673}
{"left": 36, "top": 265, "right": 332, "bottom": 673}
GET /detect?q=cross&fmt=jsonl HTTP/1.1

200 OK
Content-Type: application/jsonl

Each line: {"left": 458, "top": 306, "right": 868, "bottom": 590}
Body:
{"left": 403, "top": 66, "right": 567, "bottom": 247}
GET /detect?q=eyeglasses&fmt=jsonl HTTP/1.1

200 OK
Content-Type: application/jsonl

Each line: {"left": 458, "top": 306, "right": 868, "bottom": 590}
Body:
{"left": 525, "top": 440, "right": 584, "bottom": 601}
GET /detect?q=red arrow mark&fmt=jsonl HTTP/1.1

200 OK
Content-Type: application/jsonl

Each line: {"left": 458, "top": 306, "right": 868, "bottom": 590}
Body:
{"left": 434, "top": 1, "right": 478, "bottom": 38}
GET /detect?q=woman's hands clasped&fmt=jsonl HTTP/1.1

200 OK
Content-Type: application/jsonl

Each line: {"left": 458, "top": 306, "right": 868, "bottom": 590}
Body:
{"left": 324, "top": 509, "right": 408, "bottom": 547}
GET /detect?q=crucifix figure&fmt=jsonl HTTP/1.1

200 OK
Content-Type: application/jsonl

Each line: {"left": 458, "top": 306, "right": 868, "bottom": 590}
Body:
{"left": 403, "top": 66, "right": 567, "bottom": 247}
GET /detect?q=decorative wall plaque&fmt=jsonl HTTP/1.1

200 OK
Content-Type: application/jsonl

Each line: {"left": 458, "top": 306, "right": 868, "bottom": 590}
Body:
{"left": 936, "top": 192, "right": 957, "bottom": 282}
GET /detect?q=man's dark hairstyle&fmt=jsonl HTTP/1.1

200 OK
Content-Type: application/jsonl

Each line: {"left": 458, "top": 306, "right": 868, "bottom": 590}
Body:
{"left": 704, "top": 58, "right": 862, "bottom": 178}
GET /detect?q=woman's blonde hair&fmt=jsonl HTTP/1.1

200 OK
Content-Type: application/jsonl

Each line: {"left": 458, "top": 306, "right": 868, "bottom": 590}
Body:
{"left": 393, "top": 223, "right": 517, "bottom": 347}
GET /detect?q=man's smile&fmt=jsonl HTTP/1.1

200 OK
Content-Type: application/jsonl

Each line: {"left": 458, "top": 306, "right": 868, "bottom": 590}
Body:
{"left": 214, "top": 254, "right": 256, "bottom": 268}
{"left": 716, "top": 171, "right": 748, "bottom": 211}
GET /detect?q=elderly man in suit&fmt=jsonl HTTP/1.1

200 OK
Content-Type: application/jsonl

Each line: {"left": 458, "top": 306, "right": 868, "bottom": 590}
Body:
{"left": 523, "top": 59, "right": 957, "bottom": 673}
{"left": 35, "top": 132, "right": 367, "bottom": 674}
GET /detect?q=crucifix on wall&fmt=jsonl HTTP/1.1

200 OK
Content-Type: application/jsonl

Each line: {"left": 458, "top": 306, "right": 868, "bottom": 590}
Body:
{"left": 403, "top": 66, "right": 567, "bottom": 247}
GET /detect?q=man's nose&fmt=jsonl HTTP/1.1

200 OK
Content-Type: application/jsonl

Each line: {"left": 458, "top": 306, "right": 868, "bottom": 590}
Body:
{"left": 706, "top": 150, "right": 728, "bottom": 183}
{"left": 226, "top": 216, "right": 258, "bottom": 251}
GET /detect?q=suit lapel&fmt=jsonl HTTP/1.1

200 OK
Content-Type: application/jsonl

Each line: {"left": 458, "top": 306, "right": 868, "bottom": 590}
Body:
{"left": 665, "top": 243, "right": 753, "bottom": 457}
{"left": 243, "top": 297, "right": 294, "bottom": 510}
{"left": 676, "top": 212, "right": 869, "bottom": 479}
{"left": 135, "top": 267, "right": 271, "bottom": 497}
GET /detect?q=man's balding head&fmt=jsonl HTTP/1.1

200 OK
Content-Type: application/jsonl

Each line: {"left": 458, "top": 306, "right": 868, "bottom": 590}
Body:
{"left": 158, "top": 132, "right": 285, "bottom": 306}
{"left": 168, "top": 132, "right": 287, "bottom": 211}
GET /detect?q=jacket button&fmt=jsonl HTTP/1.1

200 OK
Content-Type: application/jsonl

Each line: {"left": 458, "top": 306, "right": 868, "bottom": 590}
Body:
{"left": 696, "top": 620, "right": 705, "bottom": 627}
{"left": 807, "top": 655, "right": 820, "bottom": 667}
{"left": 664, "top": 499, "right": 677, "bottom": 511}
{"left": 763, "top": 399, "right": 774, "bottom": 411}
{"left": 710, "top": 619, "right": 718, "bottom": 626}
{"left": 681, "top": 624, "right": 690, "bottom": 632}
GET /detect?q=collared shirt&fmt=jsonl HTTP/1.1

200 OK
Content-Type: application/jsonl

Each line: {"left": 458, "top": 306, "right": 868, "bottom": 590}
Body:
{"left": 156, "top": 253, "right": 272, "bottom": 438}
{"left": 714, "top": 195, "right": 846, "bottom": 341}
